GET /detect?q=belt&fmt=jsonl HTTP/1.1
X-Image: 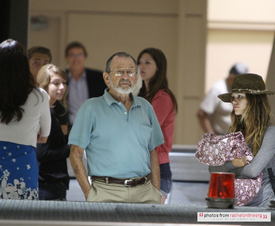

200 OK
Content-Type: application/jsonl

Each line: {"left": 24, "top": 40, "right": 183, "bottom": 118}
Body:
{"left": 91, "top": 174, "right": 151, "bottom": 187}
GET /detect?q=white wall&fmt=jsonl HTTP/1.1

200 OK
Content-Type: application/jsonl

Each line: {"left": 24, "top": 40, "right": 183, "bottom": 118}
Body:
{"left": 206, "top": 30, "right": 274, "bottom": 92}
{"left": 29, "top": 0, "right": 275, "bottom": 144}
{"left": 206, "top": 0, "right": 275, "bottom": 93}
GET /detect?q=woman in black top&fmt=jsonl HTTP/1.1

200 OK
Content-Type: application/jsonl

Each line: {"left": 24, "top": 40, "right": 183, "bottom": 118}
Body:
{"left": 36, "top": 64, "right": 70, "bottom": 200}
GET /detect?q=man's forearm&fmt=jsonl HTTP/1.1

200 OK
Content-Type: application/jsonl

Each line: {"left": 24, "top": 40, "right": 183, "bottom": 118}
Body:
{"left": 197, "top": 109, "right": 214, "bottom": 133}
{"left": 69, "top": 145, "right": 91, "bottom": 200}
{"left": 150, "top": 149, "right": 160, "bottom": 190}
{"left": 201, "top": 118, "right": 214, "bottom": 133}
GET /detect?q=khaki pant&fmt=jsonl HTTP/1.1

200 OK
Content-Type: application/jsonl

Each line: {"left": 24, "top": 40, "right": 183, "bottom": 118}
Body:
{"left": 87, "top": 180, "right": 161, "bottom": 204}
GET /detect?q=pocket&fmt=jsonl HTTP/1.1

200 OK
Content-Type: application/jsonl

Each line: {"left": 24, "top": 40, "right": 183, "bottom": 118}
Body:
{"left": 150, "top": 182, "right": 162, "bottom": 204}
{"left": 138, "top": 125, "right": 152, "bottom": 148}
{"left": 87, "top": 185, "right": 96, "bottom": 201}
{"left": 160, "top": 177, "right": 172, "bottom": 194}
{"left": 151, "top": 183, "right": 161, "bottom": 194}
{"left": 166, "top": 178, "right": 172, "bottom": 193}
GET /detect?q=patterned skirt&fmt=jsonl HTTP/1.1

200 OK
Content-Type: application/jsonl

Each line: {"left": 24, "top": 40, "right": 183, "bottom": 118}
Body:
{"left": 0, "top": 141, "right": 38, "bottom": 200}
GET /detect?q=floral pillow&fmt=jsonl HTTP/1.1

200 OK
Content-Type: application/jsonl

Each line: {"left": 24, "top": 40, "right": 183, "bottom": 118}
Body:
{"left": 196, "top": 132, "right": 262, "bottom": 206}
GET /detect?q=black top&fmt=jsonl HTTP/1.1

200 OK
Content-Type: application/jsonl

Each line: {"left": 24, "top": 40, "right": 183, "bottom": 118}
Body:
{"left": 66, "top": 67, "right": 107, "bottom": 99}
{"left": 66, "top": 67, "right": 107, "bottom": 128}
{"left": 53, "top": 101, "right": 69, "bottom": 126}
{"left": 36, "top": 108, "right": 70, "bottom": 188}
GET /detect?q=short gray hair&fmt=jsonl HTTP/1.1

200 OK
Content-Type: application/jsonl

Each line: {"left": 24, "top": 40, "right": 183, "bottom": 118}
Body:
{"left": 105, "top": 52, "right": 138, "bottom": 74}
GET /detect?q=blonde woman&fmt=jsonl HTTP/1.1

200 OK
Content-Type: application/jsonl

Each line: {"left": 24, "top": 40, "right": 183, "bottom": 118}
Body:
{"left": 209, "top": 73, "right": 275, "bottom": 206}
{"left": 36, "top": 64, "right": 70, "bottom": 200}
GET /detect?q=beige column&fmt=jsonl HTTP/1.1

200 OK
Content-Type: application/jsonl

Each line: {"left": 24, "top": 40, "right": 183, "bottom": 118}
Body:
{"left": 174, "top": 0, "right": 207, "bottom": 144}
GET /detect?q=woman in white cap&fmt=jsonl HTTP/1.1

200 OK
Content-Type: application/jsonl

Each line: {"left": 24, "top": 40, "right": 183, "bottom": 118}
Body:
{"left": 209, "top": 73, "right": 275, "bottom": 206}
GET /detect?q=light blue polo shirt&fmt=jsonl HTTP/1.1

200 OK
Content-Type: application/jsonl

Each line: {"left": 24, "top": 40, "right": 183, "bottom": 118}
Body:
{"left": 68, "top": 89, "right": 164, "bottom": 178}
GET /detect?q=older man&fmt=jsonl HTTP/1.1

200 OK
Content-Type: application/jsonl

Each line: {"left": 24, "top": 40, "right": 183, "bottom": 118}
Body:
{"left": 69, "top": 52, "right": 164, "bottom": 204}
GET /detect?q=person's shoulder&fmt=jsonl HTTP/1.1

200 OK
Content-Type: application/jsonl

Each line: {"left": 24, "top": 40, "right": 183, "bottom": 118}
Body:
{"left": 266, "top": 124, "right": 275, "bottom": 133}
{"left": 83, "top": 95, "right": 104, "bottom": 107}
{"left": 151, "top": 90, "right": 172, "bottom": 104}
{"left": 134, "top": 96, "right": 154, "bottom": 109}
{"left": 32, "top": 87, "right": 48, "bottom": 99}
{"left": 85, "top": 68, "right": 103, "bottom": 75}
{"left": 135, "top": 95, "right": 149, "bottom": 103}
{"left": 155, "top": 89, "right": 170, "bottom": 98}
{"left": 26, "top": 88, "right": 48, "bottom": 105}
{"left": 212, "top": 79, "right": 226, "bottom": 88}
{"left": 37, "top": 87, "right": 47, "bottom": 94}
{"left": 207, "top": 79, "right": 227, "bottom": 94}
{"left": 156, "top": 89, "right": 166, "bottom": 95}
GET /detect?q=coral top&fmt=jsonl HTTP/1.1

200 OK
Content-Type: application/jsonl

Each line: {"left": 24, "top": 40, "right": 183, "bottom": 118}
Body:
{"left": 152, "top": 89, "right": 175, "bottom": 164}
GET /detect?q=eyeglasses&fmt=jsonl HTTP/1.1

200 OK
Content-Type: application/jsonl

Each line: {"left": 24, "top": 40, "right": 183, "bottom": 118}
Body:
{"left": 231, "top": 95, "right": 246, "bottom": 102}
{"left": 110, "top": 69, "right": 136, "bottom": 77}
{"left": 68, "top": 53, "right": 84, "bottom": 58}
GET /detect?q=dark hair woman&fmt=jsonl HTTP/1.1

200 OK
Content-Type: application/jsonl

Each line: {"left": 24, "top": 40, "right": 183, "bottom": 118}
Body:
{"left": 137, "top": 47, "right": 177, "bottom": 204}
{"left": 0, "top": 39, "right": 51, "bottom": 200}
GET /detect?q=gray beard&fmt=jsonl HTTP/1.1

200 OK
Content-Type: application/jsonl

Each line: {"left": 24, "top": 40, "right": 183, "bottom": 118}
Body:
{"left": 109, "top": 76, "right": 136, "bottom": 95}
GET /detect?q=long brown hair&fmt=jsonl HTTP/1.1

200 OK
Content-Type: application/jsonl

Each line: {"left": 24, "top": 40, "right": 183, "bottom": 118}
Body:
{"left": 137, "top": 48, "right": 178, "bottom": 113}
{"left": 229, "top": 93, "right": 271, "bottom": 156}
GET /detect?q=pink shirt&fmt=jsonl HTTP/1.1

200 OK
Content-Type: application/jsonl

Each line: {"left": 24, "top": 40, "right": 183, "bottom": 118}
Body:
{"left": 151, "top": 90, "right": 175, "bottom": 164}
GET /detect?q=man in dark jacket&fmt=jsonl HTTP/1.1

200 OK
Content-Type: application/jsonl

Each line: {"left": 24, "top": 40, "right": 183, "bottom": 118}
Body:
{"left": 65, "top": 41, "right": 107, "bottom": 128}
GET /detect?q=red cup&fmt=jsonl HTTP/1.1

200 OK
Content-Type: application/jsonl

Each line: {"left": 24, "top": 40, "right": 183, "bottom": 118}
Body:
{"left": 206, "top": 172, "right": 235, "bottom": 208}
